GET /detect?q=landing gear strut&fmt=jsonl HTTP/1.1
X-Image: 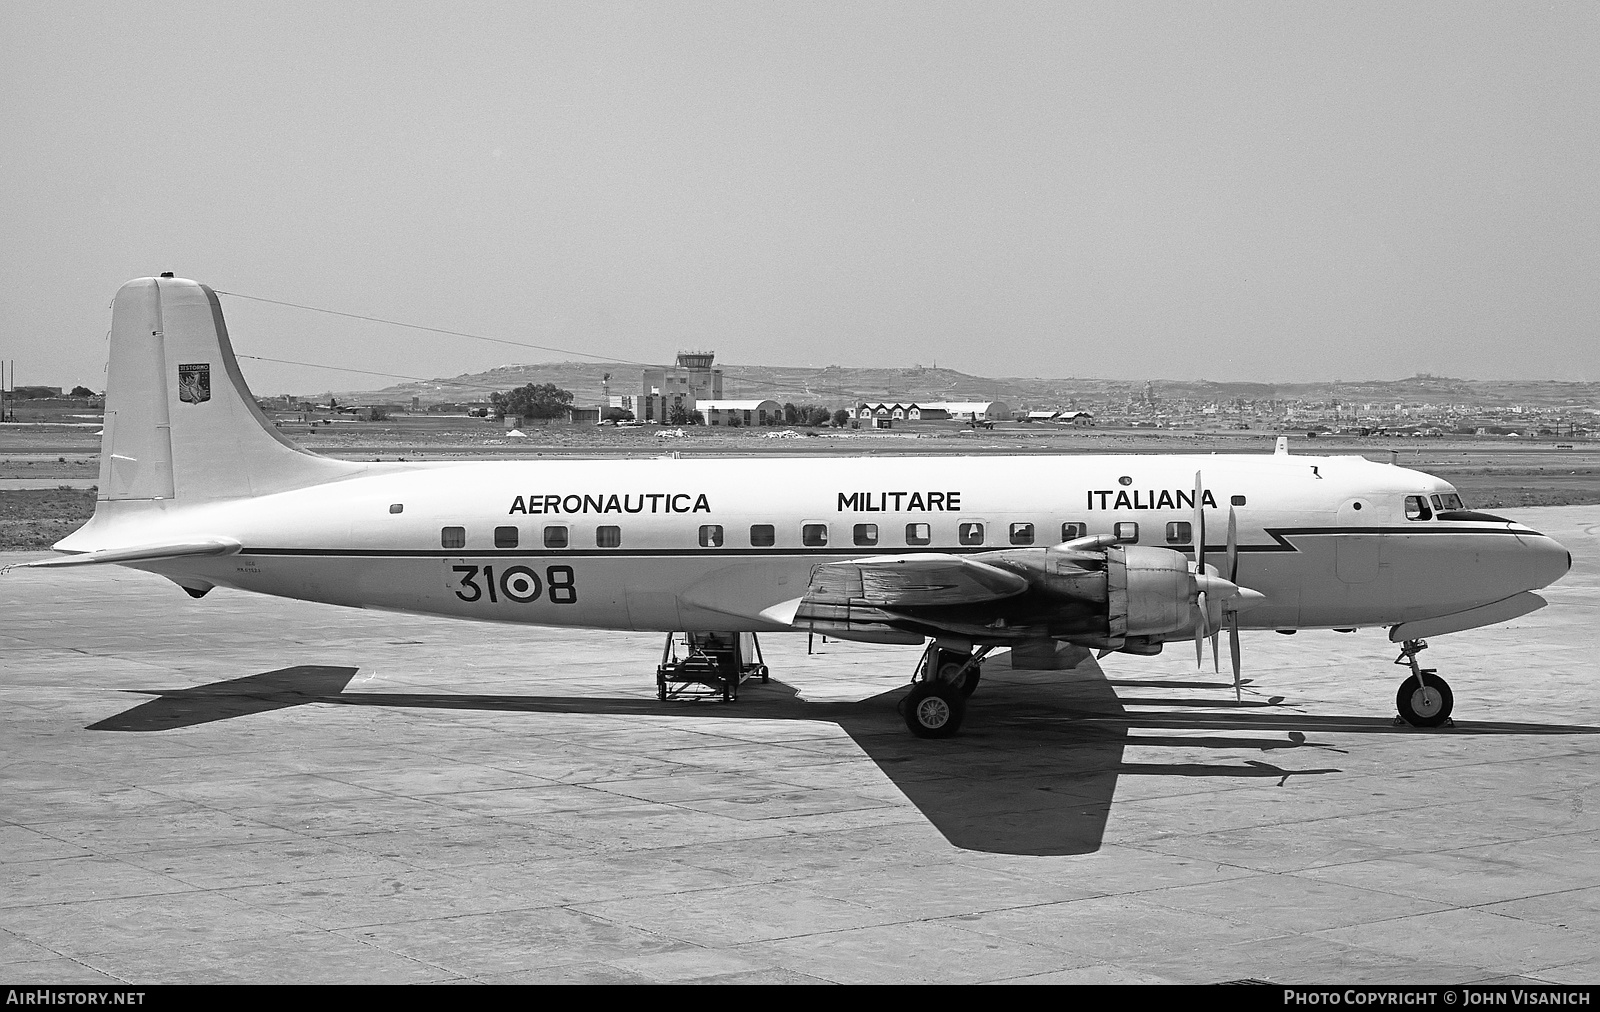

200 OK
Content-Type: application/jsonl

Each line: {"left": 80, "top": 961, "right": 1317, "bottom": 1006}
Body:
{"left": 901, "top": 644, "right": 990, "bottom": 738}
{"left": 1393, "top": 638, "right": 1454, "bottom": 728}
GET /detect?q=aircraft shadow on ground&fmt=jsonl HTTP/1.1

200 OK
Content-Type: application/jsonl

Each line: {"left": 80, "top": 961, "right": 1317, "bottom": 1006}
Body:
{"left": 90, "top": 661, "right": 1600, "bottom": 857}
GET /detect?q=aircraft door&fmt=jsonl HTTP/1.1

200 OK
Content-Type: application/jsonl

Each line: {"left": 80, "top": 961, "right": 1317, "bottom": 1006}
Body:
{"left": 1334, "top": 496, "right": 1381, "bottom": 584}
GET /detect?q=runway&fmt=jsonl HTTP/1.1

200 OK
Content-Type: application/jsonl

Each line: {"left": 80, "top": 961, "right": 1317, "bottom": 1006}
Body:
{"left": 2, "top": 506, "right": 1597, "bottom": 984}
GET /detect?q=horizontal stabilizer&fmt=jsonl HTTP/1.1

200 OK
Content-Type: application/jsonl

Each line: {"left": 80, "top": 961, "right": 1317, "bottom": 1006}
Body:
{"left": 1388, "top": 591, "right": 1547, "bottom": 642}
{"left": 809, "top": 553, "right": 1028, "bottom": 607}
{"left": 12, "top": 537, "right": 242, "bottom": 570}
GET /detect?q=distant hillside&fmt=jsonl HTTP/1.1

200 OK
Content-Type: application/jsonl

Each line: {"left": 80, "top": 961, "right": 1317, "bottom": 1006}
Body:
{"left": 341, "top": 362, "right": 1030, "bottom": 407}
{"left": 336, "top": 364, "right": 1600, "bottom": 412}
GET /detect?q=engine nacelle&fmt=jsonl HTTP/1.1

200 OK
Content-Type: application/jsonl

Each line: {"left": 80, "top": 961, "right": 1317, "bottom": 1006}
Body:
{"left": 793, "top": 542, "right": 1234, "bottom": 652}
{"left": 955, "top": 543, "right": 1201, "bottom": 648}
{"left": 1108, "top": 545, "right": 1195, "bottom": 639}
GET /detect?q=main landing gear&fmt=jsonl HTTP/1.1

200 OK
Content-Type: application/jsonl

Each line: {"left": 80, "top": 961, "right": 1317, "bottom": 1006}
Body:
{"left": 901, "top": 643, "right": 990, "bottom": 739}
{"left": 1393, "top": 638, "right": 1454, "bottom": 728}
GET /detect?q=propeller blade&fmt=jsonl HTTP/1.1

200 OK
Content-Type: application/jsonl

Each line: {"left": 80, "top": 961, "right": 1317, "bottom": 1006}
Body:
{"left": 1211, "top": 624, "right": 1220, "bottom": 673}
{"left": 1226, "top": 505, "right": 1239, "bottom": 584}
{"left": 1194, "top": 590, "right": 1208, "bottom": 667}
{"left": 1229, "top": 613, "right": 1242, "bottom": 701}
{"left": 1193, "top": 470, "right": 1206, "bottom": 576}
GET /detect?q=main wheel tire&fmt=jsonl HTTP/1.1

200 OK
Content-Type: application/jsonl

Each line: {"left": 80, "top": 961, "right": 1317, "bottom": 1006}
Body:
{"left": 903, "top": 683, "right": 966, "bottom": 739}
{"left": 934, "top": 651, "right": 982, "bottom": 698}
{"left": 931, "top": 651, "right": 982, "bottom": 698}
{"left": 1396, "top": 672, "right": 1453, "bottom": 727}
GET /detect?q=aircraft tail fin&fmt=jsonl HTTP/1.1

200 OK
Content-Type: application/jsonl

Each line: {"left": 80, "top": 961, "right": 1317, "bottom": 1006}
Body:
{"left": 94, "top": 276, "right": 362, "bottom": 506}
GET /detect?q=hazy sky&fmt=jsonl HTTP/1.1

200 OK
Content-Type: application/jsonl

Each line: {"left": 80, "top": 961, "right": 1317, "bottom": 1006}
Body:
{"left": 3, "top": 2, "right": 1596, "bottom": 395}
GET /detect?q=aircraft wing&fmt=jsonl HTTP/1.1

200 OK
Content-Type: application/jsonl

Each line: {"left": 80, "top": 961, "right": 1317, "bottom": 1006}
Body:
{"left": 808, "top": 553, "right": 1029, "bottom": 607}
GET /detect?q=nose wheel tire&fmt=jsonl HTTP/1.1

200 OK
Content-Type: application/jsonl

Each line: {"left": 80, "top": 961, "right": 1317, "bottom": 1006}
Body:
{"left": 903, "top": 683, "right": 966, "bottom": 739}
{"left": 1396, "top": 672, "right": 1454, "bottom": 728}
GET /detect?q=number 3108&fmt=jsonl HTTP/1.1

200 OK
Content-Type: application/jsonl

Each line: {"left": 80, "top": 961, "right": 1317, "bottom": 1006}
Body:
{"left": 452, "top": 564, "right": 576, "bottom": 604}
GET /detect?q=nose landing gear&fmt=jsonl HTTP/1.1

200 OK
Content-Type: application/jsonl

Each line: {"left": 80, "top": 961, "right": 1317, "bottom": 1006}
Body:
{"left": 1394, "top": 638, "right": 1454, "bottom": 728}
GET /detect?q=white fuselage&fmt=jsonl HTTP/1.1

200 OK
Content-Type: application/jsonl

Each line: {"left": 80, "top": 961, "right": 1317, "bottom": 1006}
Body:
{"left": 85, "top": 451, "right": 1570, "bottom": 639}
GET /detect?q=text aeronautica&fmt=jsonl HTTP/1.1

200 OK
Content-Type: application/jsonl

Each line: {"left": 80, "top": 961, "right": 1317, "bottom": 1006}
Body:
{"left": 509, "top": 493, "right": 711, "bottom": 515}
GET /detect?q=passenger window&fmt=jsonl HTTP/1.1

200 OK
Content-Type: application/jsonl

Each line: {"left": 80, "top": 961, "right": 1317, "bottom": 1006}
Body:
{"left": 494, "top": 526, "right": 519, "bottom": 549}
{"left": 440, "top": 526, "right": 466, "bottom": 550}
{"left": 958, "top": 522, "right": 984, "bottom": 546}
{"left": 853, "top": 523, "right": 878, "bottom": 547}
{"left": 1231, "top": 495, "right": 1247, "bottom": 506}
{"left": 906, "top": 523, "right": 931, "bottom": 546}
{"left": 1166, "top": 521, "right": 1191, "bottom": 545}
{"left": 544, "top": 525, "right": 569, "bottom": 548}
{"left": 1009, "top": 523, "right": 1034, "bottom": 546}
{"left": 596, "top": 525, "right": 621, "bottom": 548}
{"left": 1061, "top": 522, "right": 1087, "bottom": 541}
{"left": 750, "top": 524, "right": 775, "bottom": 547}
{"left": 1404, "top": 496, "right": 1432, "bottom": 521}
{"left": 699, "top": 524, "right": 724, "bottom": 548}
{"left": 803, "top": 523, "right": 828, "bottom": 547}
{"left": 1114, "top": 522, "right": 1139, "bottom": 543}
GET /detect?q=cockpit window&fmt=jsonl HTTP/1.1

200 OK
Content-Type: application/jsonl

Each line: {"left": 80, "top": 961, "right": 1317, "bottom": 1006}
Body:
{"left": 1404, "top": 495, "right": 1432, "bottom": 521}
{"left": 1434, "top": 492, "right": 1465, "bottom": 511}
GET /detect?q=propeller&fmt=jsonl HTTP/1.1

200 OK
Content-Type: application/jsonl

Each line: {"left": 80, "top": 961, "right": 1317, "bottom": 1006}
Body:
{"left": 1191, "top": 474, "right": 1258, "bottom": 701}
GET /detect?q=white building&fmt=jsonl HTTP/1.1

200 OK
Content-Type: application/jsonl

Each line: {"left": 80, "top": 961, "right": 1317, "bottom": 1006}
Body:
{"left": 699, "top": 399, "right": 781, "bottom": 427}
{"left": 856, "top": 402, "right": 953, "bottom": 421}
{"left": 924, "top": 401, "right": 1011, "bottom": 422}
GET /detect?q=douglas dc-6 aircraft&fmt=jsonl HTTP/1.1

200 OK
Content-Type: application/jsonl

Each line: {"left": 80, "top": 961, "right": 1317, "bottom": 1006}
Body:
{"left": 10, "top": 276, "right": 1573, "bottom": 737}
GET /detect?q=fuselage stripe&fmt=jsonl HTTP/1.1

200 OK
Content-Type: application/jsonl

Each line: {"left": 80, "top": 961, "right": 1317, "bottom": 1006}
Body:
{"left": 237, "top": 525, "right": 1523, "bottom": 560}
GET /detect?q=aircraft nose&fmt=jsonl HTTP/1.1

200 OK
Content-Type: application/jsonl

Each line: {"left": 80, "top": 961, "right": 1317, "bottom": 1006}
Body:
{"left": 1513, "top": 529, "right": 1571, "bottom": 592}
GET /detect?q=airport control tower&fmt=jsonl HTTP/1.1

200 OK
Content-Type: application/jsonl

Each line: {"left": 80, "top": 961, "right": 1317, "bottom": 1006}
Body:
{"left": 639, "top": 351, "right": 723, "bottom": 423}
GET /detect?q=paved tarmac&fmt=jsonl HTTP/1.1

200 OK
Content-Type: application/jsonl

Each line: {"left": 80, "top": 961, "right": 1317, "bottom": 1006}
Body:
{"left": 1, "top": 506, "right": 1597, "bottom": 984}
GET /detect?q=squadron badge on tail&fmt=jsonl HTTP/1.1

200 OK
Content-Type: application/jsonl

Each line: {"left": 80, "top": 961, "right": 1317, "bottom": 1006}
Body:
{"left": 178, "top": 362, "right": 210, "bottom": 404}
